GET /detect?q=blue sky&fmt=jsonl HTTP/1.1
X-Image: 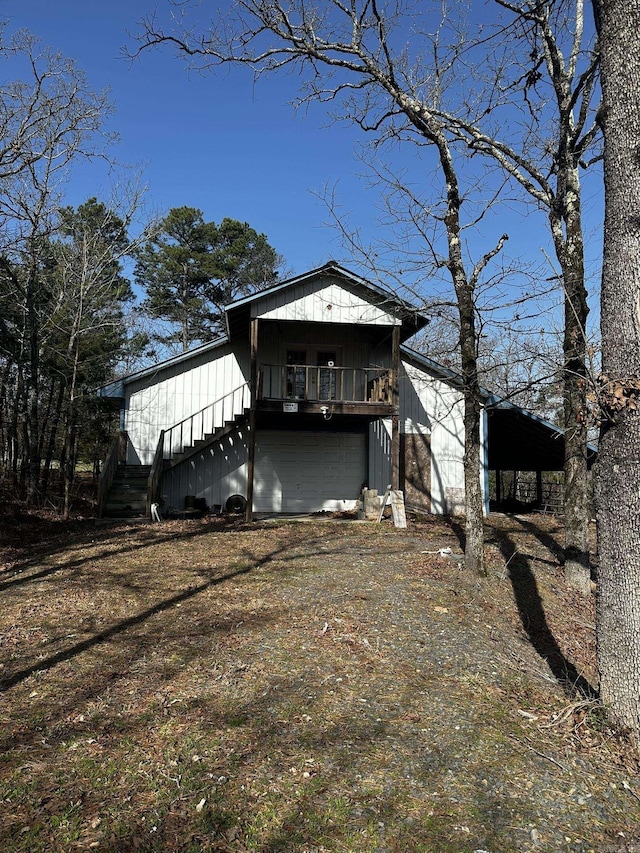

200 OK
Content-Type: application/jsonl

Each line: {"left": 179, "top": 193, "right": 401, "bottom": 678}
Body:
{"left": 2, "top": 0, "right": 372, "bottom": 274}
{"left": 0, "top": 0, "right": 604, "bottom": 325}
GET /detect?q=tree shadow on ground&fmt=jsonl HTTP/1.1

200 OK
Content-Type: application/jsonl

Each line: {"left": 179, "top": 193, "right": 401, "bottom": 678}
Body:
{"left": 0, "top": 526, "right": 307, "bottom": 695}
{"left": 0, "top": 517, "right": 254, "bottom": 592}
{"left": 447, "top": 515, "right": 596, "bottom": 699}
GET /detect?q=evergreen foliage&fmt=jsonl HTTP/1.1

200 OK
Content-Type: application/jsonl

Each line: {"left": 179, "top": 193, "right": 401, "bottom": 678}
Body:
{"left": 135, "top": 207, "right": 280, "bottom": 351}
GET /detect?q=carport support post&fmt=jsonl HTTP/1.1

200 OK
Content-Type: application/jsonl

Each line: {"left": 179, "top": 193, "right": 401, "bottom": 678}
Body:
{"left": 391, "top": 325, "right": 400, "bottom": 491}
{"left": 536, "top": 469, "right": 543, "bottom": 508}
{"left": 495, "top": 470, "right": 501, "bottom": 505}
{"left": 245, "top": 318, "right": 259, "bottom": 522}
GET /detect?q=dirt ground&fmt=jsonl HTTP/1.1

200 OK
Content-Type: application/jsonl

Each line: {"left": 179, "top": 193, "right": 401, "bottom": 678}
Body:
{"left": 1, "top": 509, "right": 639, "bottom": 852}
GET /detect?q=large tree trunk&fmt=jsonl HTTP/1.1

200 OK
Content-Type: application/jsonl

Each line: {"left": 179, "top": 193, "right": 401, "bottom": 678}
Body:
{"left": 40, "top": 379, "right": 66, "bottom": 501}
{"left": 462, "top": 383, "right": 485, "bottom": 575}
{"left": 593, "top": 0, "right": 640, "bottom": 737}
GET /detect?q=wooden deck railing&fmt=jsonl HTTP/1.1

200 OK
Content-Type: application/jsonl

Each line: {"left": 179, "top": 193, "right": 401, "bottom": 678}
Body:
{"left": 259, "top": 364, "right": 391, "bottom": 404}
{"left": 97, "top": 430, "right": 128, "bottom": 518}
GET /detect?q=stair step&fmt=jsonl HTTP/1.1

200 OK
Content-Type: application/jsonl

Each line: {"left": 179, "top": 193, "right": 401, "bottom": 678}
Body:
{"left": 108, "top": 489, "right": 146, "bottom": 502}
{"left": 103, "top": 507, "right": 147, "bottom": 518}
{"left": 117, "top": 466, "right": 151, "bottom": 479}
{"left": 105, "top": 497, "right": 147, "bottom": 509}
{"left": 166, "top": 412, "right": 251, "bottom": 468}
{"left": 111, "top": 477, "right": 149, "bottom": 489}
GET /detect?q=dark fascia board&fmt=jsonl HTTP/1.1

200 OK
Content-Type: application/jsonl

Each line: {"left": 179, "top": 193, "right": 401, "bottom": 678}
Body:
{"left": 401, "top": 344, "right": 598, "bottom": 456}
{"left": 96, "top": 335, "right": 230, "bottom": 398}
{"left": 225, "top": 261, "right": 429, "bottom": 332}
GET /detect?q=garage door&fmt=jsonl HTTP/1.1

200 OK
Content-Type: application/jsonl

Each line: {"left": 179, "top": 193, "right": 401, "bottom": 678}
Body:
{"left": 253, "top": 430, "right": 366, "bottom": 513}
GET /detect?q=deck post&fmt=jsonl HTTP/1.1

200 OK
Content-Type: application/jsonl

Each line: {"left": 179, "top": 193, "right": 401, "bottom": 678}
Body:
{"left": 246, "top": 318, "right": 259, "bottom": 522}
{"left": 391, "top": 325, "right": 401, "bottom": 491}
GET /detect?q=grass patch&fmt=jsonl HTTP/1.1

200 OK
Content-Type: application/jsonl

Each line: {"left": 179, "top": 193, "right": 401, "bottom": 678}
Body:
{"left": 0, "top": 513, "right": 638, "bottom": 851}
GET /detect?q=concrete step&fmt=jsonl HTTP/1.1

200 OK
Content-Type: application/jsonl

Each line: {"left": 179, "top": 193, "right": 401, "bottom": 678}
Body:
{"left": 104, "top": 463, "right": 150, "bottom": 518}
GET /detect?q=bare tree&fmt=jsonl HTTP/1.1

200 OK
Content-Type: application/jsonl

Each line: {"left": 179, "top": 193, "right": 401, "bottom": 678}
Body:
{"left": 592, "top": 0, "right": 640, "bottom": 740}
{"left": 133, "top": 0, "right": 528, "bottom": 576}
{"left": 0, "top": 30, "right": 113, "bottom": 504}
{"left": 414, "top": 0, "right": 601, "bottom": 594}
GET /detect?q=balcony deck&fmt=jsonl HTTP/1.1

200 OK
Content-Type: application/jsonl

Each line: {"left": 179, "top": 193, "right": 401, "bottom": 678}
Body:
{"left": 257, "top": 363, "right": 395, "bottom": 418}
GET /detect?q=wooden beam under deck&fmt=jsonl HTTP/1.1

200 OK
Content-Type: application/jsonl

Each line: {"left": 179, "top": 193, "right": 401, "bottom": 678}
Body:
{"left": 256, "top": 399, "right": 394, "bottom": 418}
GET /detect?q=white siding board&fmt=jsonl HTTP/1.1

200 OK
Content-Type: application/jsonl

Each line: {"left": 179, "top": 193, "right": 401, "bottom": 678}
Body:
{"left": 163, "top": 426, "right": 249, "bottom": 511}
{"left": 368, "top": 418, "right": 392, "bottom": 494}
{"left": 252, "top": 277, "right": 400, "bottom": 326}
{"left": 429, "top": 387, "right": 465, "bottom": 514}
{"left": 400, "top": 359, "right": 466, "bottom": 515}
{"left": 124, "top": 344, "right": 248, "bottom": 464}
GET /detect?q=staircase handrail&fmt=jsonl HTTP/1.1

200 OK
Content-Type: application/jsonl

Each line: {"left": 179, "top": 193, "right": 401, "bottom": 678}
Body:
{"left": 147, "top": 429, "right": 165, "bottom": 517}
{"left": 163, "top": 381, "right": 251, "bottom": 459}
{"left": 97, "top": 430, "right": 128, "bottom": 518}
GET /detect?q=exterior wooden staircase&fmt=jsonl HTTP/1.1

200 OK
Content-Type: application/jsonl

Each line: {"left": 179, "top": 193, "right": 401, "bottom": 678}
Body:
{"left": 102, "top": 464, "right": 151, "bottom": 518}
{"left": 98, "top": 383, "right": 251, "bottom": 519}
{"left": 165, "top": 409, "right": 250, "bottom": 469}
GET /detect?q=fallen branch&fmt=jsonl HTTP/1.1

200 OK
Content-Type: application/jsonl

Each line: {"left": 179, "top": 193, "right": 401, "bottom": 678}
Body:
{"left": 509, "top": 734, "right": 568, "bottom": 771}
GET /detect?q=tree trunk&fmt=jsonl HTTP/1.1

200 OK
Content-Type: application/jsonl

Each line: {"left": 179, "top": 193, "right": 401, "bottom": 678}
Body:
{"left": 438, "top": 131, "right": 486, "bottom": 576}
{"left": 25, "top": 262, "right": 41, "bottom": 504}
{"left": 593, "top": 0, "right": 640, "bottom": 738}
{"left": 462, "top": 383, "right": 485, "bottom": 575}
{"left": 40, "top": 379, "right": 66, "bottom": 500}
{"left": 63, "top": 408, "right": 77, "bottom": 520}
{"left": 559, "top": 202, "right": 591, "bottom": 595}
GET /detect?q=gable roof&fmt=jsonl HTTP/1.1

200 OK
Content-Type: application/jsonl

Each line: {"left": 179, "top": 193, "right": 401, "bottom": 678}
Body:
{"left": 98, "top": 263, "right": 429, "bottom": 397}
{"left": 224, "top": 261, "right": 429, "bottom": 340}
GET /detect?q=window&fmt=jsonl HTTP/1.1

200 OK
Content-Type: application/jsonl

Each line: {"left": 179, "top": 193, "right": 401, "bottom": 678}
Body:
{"left": 317, "top": 351, "right": 337, "bottom": 400}
{"left": 286, "top": 349, "right": 307, "bottom": 398}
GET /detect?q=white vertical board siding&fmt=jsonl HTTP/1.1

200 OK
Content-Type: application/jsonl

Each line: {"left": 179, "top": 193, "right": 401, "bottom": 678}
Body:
{"left": 430, "top": 389, "right": 465, "bottom": 514}
{"left": 400, "top": 359, "right": 465, "bottom": 515}
{"left": 368, "top": 418, "right": 392, "bottom": 494}
{"left": 162, "top": 424, "right": 249, "bottom": 512}
{"left": 124, "top": 343, "right": 248, "bottom": 464}
{"left": 399, "top": 363, "right": 433, "bottom": 436}
{"left": 258, "top": 321, "right": 380, "bottom": 370}
{"left": 252, "top": 276, "right": 401, "bottom": 327}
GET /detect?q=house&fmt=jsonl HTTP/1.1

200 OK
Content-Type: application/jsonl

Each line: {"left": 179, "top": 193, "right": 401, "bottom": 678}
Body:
{"left": 97, "top": 262, "right": 584, "bottom": 519}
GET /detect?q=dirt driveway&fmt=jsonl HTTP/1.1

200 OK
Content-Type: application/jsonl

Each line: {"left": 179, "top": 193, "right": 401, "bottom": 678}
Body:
{"left": 1, "top": 513, "right": 638, "bottom": 852}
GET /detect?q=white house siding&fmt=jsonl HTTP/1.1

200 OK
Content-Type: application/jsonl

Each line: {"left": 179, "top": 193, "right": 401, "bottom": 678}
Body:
{"left": 124, "top": 343, "right": 248, "bottom": 464}
{"left": 162, "top": 424, "right": 249, "bottom": 512}
{"left": 368, "top": 418, "right": 392, "bottom": 494}
{"left": 251, "top": 276, "right": 402, "bottom": 327}
{"left": 399, "top": 360, "right": 466, "bottom": 515}
{"left": 258, "top": 321, "right": 386, "bottom": 370}
{"left": 366, "top": 362, "right": 467, "bottom": 512}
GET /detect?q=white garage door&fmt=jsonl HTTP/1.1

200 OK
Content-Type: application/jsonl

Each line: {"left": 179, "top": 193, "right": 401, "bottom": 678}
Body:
{"left": 254, "top": 430, "right": 366, "bottom": 513}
